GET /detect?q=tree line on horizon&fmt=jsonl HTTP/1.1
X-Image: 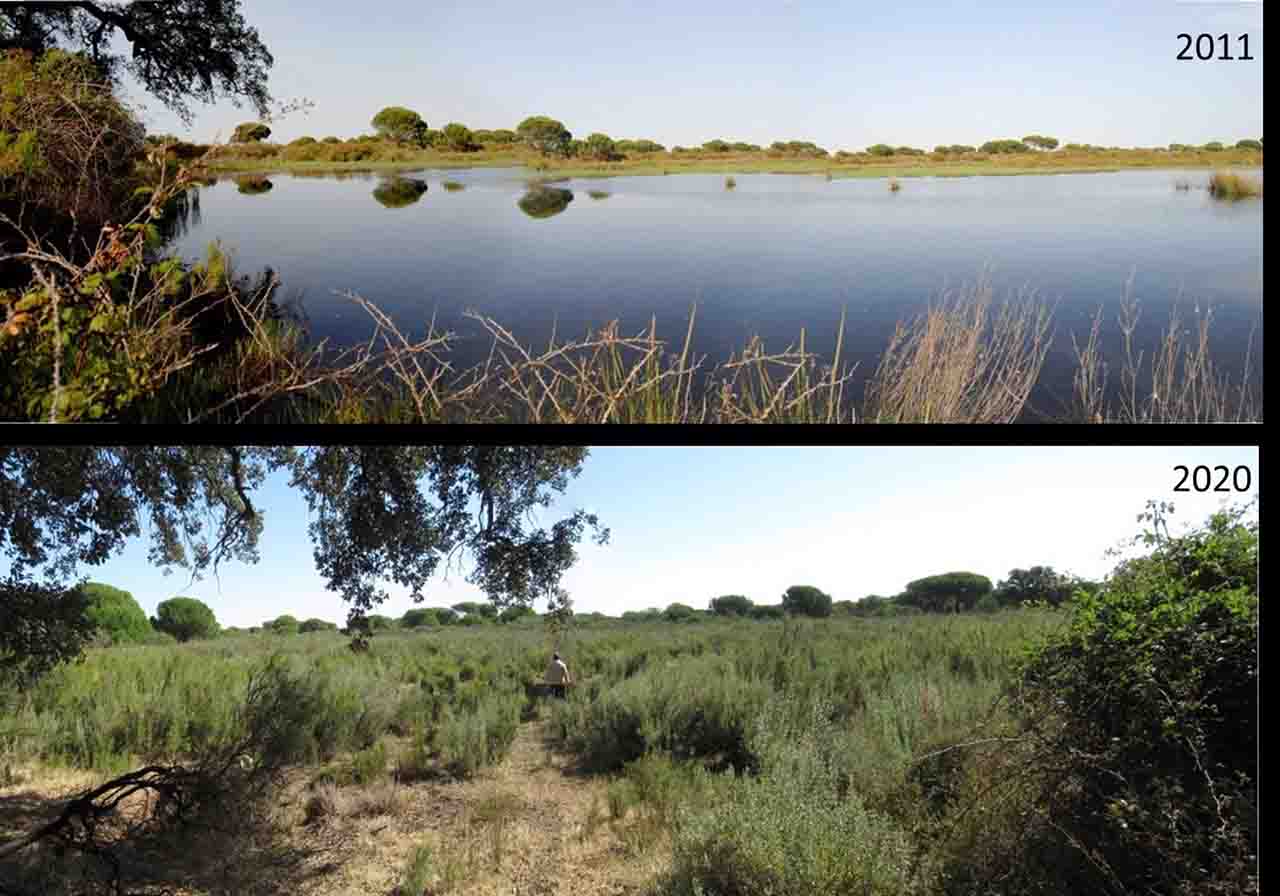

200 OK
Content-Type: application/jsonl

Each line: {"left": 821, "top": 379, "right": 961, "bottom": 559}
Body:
{"left": 65, "top": 565, "right": 1091, "bottom": 647}
{"left": 214, "top": 107, "right": 1262, "bottom": 162}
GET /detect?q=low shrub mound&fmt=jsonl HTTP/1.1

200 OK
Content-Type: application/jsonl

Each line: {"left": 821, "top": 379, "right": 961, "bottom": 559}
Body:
{"left": 1208, "top": 171, "right": 1262, "bottom": 199}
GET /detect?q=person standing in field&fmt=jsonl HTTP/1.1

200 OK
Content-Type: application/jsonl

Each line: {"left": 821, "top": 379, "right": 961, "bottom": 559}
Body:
{"left": 545, "top": 652, "right": 572, "bottom": 699}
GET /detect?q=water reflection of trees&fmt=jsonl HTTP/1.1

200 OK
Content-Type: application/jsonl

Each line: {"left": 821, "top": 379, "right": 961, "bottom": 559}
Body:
{"left": 154, "top": 187, "right": 202, "bottom": 243}
{"left": 518, "top": 187, "right": 574, "bottom": 219}
{"left": 372, "top": 177, "right": 429, "bottom": 209}
{"left": 235, "top": 175, "right": 274, "bottom": 195}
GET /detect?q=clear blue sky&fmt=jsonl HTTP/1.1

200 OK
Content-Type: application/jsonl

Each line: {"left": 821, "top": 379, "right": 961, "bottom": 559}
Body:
{"left": 130, "top": 0, "right": 1264, "bottom": 149}
{"left": 59, "top": 446, "right": 1259, "bottom": 628}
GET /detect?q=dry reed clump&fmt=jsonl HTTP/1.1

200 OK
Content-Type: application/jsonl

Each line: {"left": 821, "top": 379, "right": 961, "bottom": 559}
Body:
{"left": 1207, "top": 171, "right": 1262, "bottom": 200}
{"left": 452, "top": 307, "right": 857, "bottom": 424}
{"left": 1070, "top": 273, "right": 1261, "bottom": 423}
{"left": 862, "top": 278, "right": 1053, "bottom": 422}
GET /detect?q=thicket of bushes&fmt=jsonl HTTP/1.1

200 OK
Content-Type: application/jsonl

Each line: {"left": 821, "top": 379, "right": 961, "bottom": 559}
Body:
{"left": 1, "top": 505, "right": 1256, "bottom": 894}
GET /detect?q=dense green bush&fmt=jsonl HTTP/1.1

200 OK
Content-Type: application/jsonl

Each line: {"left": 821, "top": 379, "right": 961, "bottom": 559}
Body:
{"left": 663, "top": 603, "right": 699, "bottom": 622}
{"left": 371, "top": 106, "right": 427, "bottom": 145}
{"left": 153, "top": 597, "right": 219, "bottom": 641}
{"left": 901, "top": 572, "right": 992, "bottom": 613}
{"left": 782, "top": 585, "right": 832, "bottom": 618}
{"left": 232, "top": 122, "right": 271, "bottom": 143}
{"left": 516, "top": 115, "right": 572, "bottom": 156}
{"left": 664, "top": 700, "right": 927, "bottom": 896}
{"left": 300, "top": 618, "right": 338, "bottom": 633}
{"left": 267, "top": 614, "right": 300, "bottom": 635}
{"left": 401, "top": 608, "right": 438, "bottom": 628}
{"left": 944, "top": 503, "right": 1258, "bottom": 896}
{"left": 439, "top": 122, "right": 476, "bottom": 152}
{"left": 1022, "top": 134, "right": 1059, "bottom": 150}
{"left": 2, "top": 49, "right": 146, "bottom": 225}
{"left": 1235, "top": 138, "right": 1262, "bottom": 150}
{"left": 78, "top": 582, "right": 153, "bottom": 644}
{"left": 1203, "top": 141, "right": 1225, "bottom": 151}
{"left": 584, "top": 132, "right": 618, "bottom": 161}
{"left": 867, "top": 143, "right": 895, "bottom": 156}
{"left": 710, "top": 594, "right": 754, "bottom": 616}
{"left": 979, "top": 139, "right": 1030, "bottom": 154}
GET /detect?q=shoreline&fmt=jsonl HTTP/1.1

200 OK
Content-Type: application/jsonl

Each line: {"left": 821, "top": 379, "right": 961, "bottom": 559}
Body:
{"left": 201, "top": 153, "right": 1264, "bottom": 180}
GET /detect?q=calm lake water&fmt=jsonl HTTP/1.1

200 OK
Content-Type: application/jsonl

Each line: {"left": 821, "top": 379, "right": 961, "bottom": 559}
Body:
{"left": 172, "top": 167, "right": 1263, "bottom": 417}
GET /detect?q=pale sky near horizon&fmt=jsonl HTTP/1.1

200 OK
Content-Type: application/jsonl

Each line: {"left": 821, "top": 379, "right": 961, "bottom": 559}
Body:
{"left": 38, "top": 446, "right": 1260, "bottom": 629}
{"left": 123, "top": 1, "right": 1264, "bottom": 150}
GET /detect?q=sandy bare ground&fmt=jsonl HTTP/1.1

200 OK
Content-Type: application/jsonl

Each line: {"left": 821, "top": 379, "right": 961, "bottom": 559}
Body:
{"left": 2, "top": 720, "right": 667, "bottom": 896}
{"left": 290, "top": 719, "right": 665, "bottom": 896}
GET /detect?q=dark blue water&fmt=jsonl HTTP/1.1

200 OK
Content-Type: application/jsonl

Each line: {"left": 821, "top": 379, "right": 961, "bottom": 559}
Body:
{"left": 172, "top": 167, "right": 1263, "bottom": 416}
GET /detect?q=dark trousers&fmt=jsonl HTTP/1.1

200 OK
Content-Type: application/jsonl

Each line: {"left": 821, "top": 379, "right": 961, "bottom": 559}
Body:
{"left": 550, "top": 684, "right": 566, "bottom": 699}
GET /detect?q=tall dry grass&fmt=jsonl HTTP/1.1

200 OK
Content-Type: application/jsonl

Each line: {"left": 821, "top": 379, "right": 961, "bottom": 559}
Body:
{"left": 1070, "top": 274, "right": 1261, "bottom": 423}
{"left": 861, "top": 279, "right": 1053, "bottom": 423}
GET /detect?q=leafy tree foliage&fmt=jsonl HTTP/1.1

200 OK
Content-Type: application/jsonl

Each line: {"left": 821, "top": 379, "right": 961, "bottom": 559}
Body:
{"left": 452, "top": 601, "right": 497, "bottom": 619}
{"left": 1235, "top": 139, "right": 1262, "bottom": 150}
{"left": 266, "top": 614, "right": 299, "bottom": 634}
{"left": 401, "top": 608, "right": 437, "bottom": 628}
{"left": 299, "top": 618, "right": 337, "bottom": 633}
{"left": 1022, "top": 134, "right": 1060, "bottom": 150}
{"left": 0, "top": 1, "right": 274, "bottom": 122}
{"left": 730, "top": 142, "right": 761, "bottom": 152}
{"left": 781, "top": 585, "right": 832, "bottom": 618}
{"left": 0, "top": 446, "right": 606, "bottom": 668}
{"left": 1, "top": 49, "right": 146, "bottom": 225}
{"left": 867, "top": 144, "right": 895, "bottom": 156}
{"left": 0, "top": 577, "right": 92, "bottom": 682}
{"left": 901, "top": 572, "right": 992, "bottom": 613}
{"left": 750, "top": 604, "right": 785, "bottom": 620}
{"left": 153, "top": 596, "right": 218, "bottom": 641}
{"left": 702, "top": 139, "right": 730, "bottom": 153}
{"left": 583, "top": 132, "right": 618, "bottom": 161}
{"left": 663, "top": 602, "right": 699, "bottom": 622}
{"left": 439, "top": 122, "right": 476, "bottom": 152}
{"left": 1202, "top": 141, "right": 1225, "bottom": 151}
{"left": 980, "top": 502, "right": 1259, "bottom": 895}
{"left": 516, "top": 115, "right": 572, "bottom": 156}
{"left": 79, "top": 582, "right": 152, "bottom": 644}
{"left": 371, "top": 106, "right": 427, "bottom": 145}
{"left": 232, "top": 122, "right": 271, "bottom": 143}
{"left": 710, "top": 594, "right": 754, "bottom": 616}
{"left": 499, "top": 605, "right": 537, "bottom": 623}
{"left": 616, "top": 139, "right": 665, "bottom": 153}
{"left": 994, "top": 566, "right": 1077, "bottom": 607}
{"left": 770, "top": 140, "right": 827, "bottom": 157}
{"left": 980, "top": 139, "right": 1031, "bottom": 154}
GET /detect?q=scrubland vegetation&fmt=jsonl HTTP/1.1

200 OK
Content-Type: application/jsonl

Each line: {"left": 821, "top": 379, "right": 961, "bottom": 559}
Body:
{"left": 0, "top": 504, "right": 1257, "bottom": 895}
{"left": 201, "top": 109, "right": 1262, "bottom": 178}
